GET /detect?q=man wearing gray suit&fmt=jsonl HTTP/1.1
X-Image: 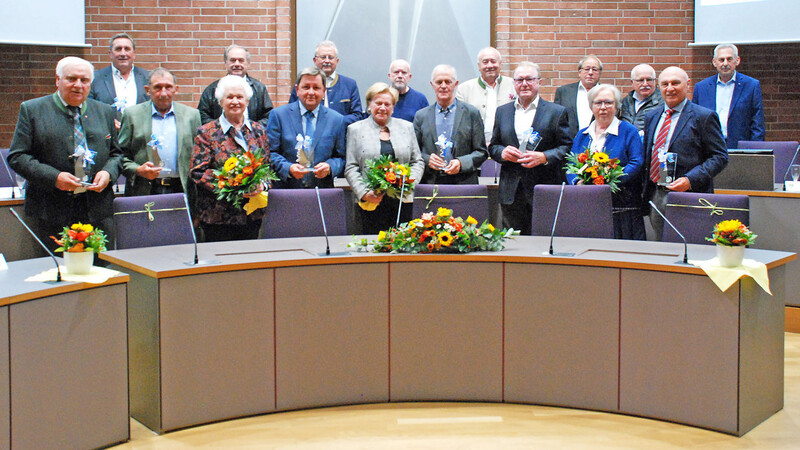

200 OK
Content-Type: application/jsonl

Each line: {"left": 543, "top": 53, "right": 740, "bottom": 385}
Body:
{"left": 414, "top": 64, "right": 488, "bottom": 184}
{"left": 89, "top": 33, "right": 149, "bottom": 110}
{"left": 118, "top": 67, "right": 201, "bottom": 196}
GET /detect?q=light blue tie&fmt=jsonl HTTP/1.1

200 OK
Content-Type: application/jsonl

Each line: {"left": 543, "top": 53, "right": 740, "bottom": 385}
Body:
{"left": 304, "top": 110, "right": 315, "bottom": 139}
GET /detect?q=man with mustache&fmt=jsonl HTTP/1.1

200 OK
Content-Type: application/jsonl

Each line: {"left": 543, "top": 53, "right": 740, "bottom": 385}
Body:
{"left": 89, "top": 33, "right": 149, "bottom": 111}
{"left": 456, "top": 47, "right": 516, "bottom": 145}
{"left": 691, "top": 43, "right": 765, "bottom": 148}
{"left": 554, "top": 55, "right": 603, "bottom": 139}
{"left": 197, "top": 44, "right": 274, "bottom": 127}
{"left": 619, "top": 64, "right": 664, "bottom": 132}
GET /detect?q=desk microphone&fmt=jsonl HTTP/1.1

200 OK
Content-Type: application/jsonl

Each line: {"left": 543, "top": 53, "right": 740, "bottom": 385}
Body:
{"left": 395, "top": 174, "right": 406, "bottom": 229}
{"left": 182, "top": 193, "right": 218, "bottom": 266}
{"left": 315, "top": 186, "right": 348, "bottom": 257}
{"left": 649, "top": 200, "right": 689, "bottom": 264}
{"left": 1, "top": 154, "right": 18, "bottom": 199}
{"left": 782, "top": 143, "right": 800, "bottom": 189}
{"left": 9, "top": 208, "right": 63, "bottom": 283}
{"left": 546, "top": 182, "right": 575, "bottom": 257}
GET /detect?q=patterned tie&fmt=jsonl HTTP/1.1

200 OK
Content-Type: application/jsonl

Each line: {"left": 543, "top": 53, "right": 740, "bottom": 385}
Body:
{"left": 71, "top": 106, "right": 87, "bottom": 152}
{"left": 650, "top": 108, "right": 673, "bottom": 183}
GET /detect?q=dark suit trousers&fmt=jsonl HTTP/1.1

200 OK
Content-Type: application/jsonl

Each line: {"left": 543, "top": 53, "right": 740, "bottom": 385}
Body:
{"left": 501, "top": 183, "right": 533, "bottom": 235}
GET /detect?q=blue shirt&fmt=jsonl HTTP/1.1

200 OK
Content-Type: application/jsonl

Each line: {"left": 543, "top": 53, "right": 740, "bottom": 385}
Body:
{"left": 151, "top": 103, "right": 178, "bottom": 177}
{"left": 715, "top": 72, "right": 736, "bottom": 138}
{"left": 392, "top": 87, "right": 429, "bottom": 122}
{"left": 299, "top": 102, "right": 321, "bottom": 136}
{"left": 435, "top": 100, "right": 456, "bottom": 140}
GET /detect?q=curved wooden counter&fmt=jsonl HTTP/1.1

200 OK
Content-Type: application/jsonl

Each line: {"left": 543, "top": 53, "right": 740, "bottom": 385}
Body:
{"left": 101, "top": 236, "right": 794, "bottom": 437}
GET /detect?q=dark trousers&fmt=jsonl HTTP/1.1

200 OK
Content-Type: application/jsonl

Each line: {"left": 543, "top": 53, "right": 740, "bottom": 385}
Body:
{"left": 201, "top": 220, "right": 262, "bottom": 242}
{"left": 359, "top": 197, "right": 412, "bottom": 234}
{"left": 501, "top": 183, "right": 533, "bottom": 235}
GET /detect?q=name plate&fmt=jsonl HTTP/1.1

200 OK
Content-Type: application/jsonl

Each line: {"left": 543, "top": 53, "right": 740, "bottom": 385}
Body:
{"left": 785, "top": 181, "right": 800, "bottom": 192}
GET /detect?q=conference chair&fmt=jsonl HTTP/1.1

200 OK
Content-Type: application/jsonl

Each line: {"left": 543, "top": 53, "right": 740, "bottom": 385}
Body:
{"left": 259, "top": 188, "right": 348, "bottom": 239}
{"left": 480, "top": 159, "right": 501, "bottom": 178}
{"left": 1, "top": 148, "right": 19, "bottom": 188}
{"left": 113, "top": 193, "right": 195, "bottom": 249}
{"left": 412, "top": 184, "right": 490, "bottom": 225}
{"left": 662, "top": 191, "right": 749, "bottom": 244}
{"left": 531, "top": 184, "right": 614, "bottom": 238}
{"left": 738, "top": 140, "right": 799, "bottom": 183}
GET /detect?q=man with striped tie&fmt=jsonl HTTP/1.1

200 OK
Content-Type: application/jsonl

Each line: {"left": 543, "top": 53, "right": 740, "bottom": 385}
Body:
{"left": 642, "top": 66, "right": 728, "bottom": 239}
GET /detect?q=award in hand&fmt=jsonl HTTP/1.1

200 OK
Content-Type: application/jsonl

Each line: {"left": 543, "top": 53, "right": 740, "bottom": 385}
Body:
{"left": 657, "top": 149, "right": 678, "bottom": 186}
{"left": 295, "top": 133, "right": 314, "bottom": 173}
{"left": 147, "top": 134, "right": 172, "bottom": 175}
{"left": 435, "top": 133, "right": 453, "bottom": 171}
{"left": 69, "top": 144, "right": 96, "bottom": 194}
{"left": 522, "top": 128, "right": 542, "bottom": 152}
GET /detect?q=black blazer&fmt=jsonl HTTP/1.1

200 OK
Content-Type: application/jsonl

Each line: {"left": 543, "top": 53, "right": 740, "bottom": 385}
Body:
{"left": 198, "top": 76, "right": 274, "bottom": 128}
{"left": 553, "top": 81, "right": 580, "bottom": 139}
{"left": 88, "top": 65, "right": 150, "bottom": 106}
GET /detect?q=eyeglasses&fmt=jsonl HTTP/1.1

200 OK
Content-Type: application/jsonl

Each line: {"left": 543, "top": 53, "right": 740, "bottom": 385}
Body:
{"left": 592, "top": 100, "right": 615, "bottom": 107}
{"left": 581, "top": 67, "right": 601, "bottom": 73}
{"left": 314, "top": 55, "right": 337, "bottom": 61}
{"left": 513, "top": 77, "right": 540, "bottom": 85}
{"left": 633, "top": 77, "right": 656, "bottom": 83}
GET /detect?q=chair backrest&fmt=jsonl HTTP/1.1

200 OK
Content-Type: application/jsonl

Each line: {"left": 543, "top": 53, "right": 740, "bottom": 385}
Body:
{"left": 531, "top": 184, "right": 614, "bottom": 238}
{"left": 412, "top": 184, "right": 490, "bottom": 225}
{"left": 113, "top": 193, "right": 195, "bottom": 249}
{"left": 738, "top": 141, "right": 799, "bottom": 183}
{"left": 259, "top": 188, "right": 348, "bottom": 239}
{"left": 480, "top": 159, "right": 500, "bottom": 178}
{"left": 1, "top": 148, "right": 19, "bottom": 188}
{"left": 662, "top": 192, "right": 749, "bottom": 245}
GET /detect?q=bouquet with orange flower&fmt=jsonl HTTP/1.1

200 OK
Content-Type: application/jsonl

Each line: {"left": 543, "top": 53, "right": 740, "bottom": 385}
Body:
{"left": 564, "top": 147, "right": 625, "bottom": 192}
{"left": 363, "top": 155, "right": 416, "bottom": 201}
{"left": 213, "top": 147, "right": 278, "bottom": 214}
{"left": 349, "top": 207, "right": 518, "bottom": 253}
{"left": 707, "top": 219, "right": 757, "bottom": 246}
{"left": 51, "top": 222, "right": 107, "bottom": 253}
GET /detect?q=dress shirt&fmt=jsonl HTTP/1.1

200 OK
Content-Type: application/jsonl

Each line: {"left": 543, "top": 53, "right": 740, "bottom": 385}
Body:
{"left": 112, "top": 65, "right": 138, "bottom": 110}
{"left": 652, "top": 99, "right": 687, "bottom": 153}
{"left": 514, "top": 97, "right": 539, "bottom": 148}
{"left": 150, "top": 103, "right": 178, "bottom": 177}
{"left": 577, "top": 83, "right": 592, "bottom": 130}
{"left": 219, "top": 114, "right": 254, "bottom": 150}
{"left": 299, "top": 103, "right": 321, "bottom": 136}
{"left": 435, "top": 100, "right": 456, "bottom": 140}
{"left": 715, "top": 72, "right": 737, "bottom": 138}
{"left": 483, "top": 77, "right": 498, "bottom": 141}
{"left": 584, "top": 116, "right": 620, "bottom": 152}
{"left": 633, "top": 92, "right": 647, "bottom": 113}
{"left": 324, "top": 72, "right": 338, "bottom": 108}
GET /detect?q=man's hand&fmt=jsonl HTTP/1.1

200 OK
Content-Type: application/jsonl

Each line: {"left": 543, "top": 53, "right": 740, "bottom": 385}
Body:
{"left": 313, "top": 162, "right": 331, "bottom": 179}
{"left": 443, "top": 158, "right": 462, "bottom": 175}
{"left": 428, "top": 153, "right": 446, "bottom": 170}
{"left": 519, "top": 151, "right": 547, "bottom": 169}
{"left": 87, "top": 170, "right": 111, "bottom": 192}
{"left": 55, "top": 172, "right": 83, "bottom": 191}
{"left": 136, "top": 161, "right": 162, "bottom": 180}
{"left": 289, "top": 163, "right": 309, "bottom": 179}
{"left": 501, "top": 146, "right": 522, "bottom": 163}
{"left": 667, "top": 176, "right": 691, "bottom": 192}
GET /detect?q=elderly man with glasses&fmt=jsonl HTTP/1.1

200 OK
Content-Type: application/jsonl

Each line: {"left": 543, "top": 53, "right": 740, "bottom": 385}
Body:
{"left": 554, "top": 55, "right": 603, "bottom": 139}
{"left": 619, "top": 64, "right": 664, "bottom": 132}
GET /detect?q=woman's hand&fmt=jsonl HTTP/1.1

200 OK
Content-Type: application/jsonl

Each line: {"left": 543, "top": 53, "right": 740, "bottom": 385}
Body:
{"left": 362, "top": 190, "right": 385, "bottom": 204}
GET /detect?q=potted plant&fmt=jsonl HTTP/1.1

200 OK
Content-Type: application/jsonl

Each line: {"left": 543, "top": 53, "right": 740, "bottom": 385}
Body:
{"left": 706, "top": 219, "right": 757, "bottom": 267}
{"left": 51, "top": 222, "right": 108, "bottom": 274}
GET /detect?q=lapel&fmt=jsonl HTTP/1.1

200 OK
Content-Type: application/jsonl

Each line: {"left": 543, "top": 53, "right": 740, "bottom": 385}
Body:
{"left": 729, "top": 77, "right": 744, "bottom": 114}
{"left": 311, "top": 107, "right": 326, "bottom": 158}
{"left": 670, "top": 101, "right": 693, "bottom": 144}
{"left": 646, "top": 106, "right": 663, "bottom": 149}
{"left": 451, "top": 101, "right": 465, "bottom": 143}
{"left": 527, "top": 101, "right": 547, "bottom": 148}
{"left": 141, "top": 101, "right": 154, "bottom": 142}
{"left": 102, "top": 70, "right": 116, "bottom": 101}
{"left": 424, "top": 105, "right": 437, "bottom": 146}
{"left": 289, "top": 102, "right": 304, "bottom": 140}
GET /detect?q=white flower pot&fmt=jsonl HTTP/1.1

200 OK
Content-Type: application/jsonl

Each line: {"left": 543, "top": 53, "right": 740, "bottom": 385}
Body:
{"left": 63, "top": 251, "right": 95, "bottom": 274}
{"left": 716, "top": 244, "right": 745, "bottom": 268}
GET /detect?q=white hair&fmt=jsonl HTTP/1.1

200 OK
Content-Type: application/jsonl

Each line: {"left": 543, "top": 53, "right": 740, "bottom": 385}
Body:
{"left": 55, "top": 57, "right": 94, "bottom": 81}
{"left": 214, "top": 75, "right": 253, "bottom": 103}
{"left": 431, "top": 64, "right": 457, "bottom": 82}
{"left": 316, "top": 40, "right": 338, "bottom": 57}
{"left": 713, "top": 43, "right": 739, "bottom": 59}
{"left": 630, "top": 64, "right": 656, "bottom": 80}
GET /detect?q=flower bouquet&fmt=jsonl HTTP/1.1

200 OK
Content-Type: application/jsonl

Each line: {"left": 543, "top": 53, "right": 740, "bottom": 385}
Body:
{"left": 349, "top": 207, "right": 519, "bottom": 253}
{"left": 359, "top": 155, "right": 415, "bottom": 211}
{"left": 213, "top": 147, "right": 278, "bottom": 215}
{"left": 51, "top": 222, "right": 108, "bottom": 274}
{"left": 564, "top": 147, "right": 625, "bottom": 192}
{"left": 706, "top": 219, "right": 757, "bottom": 267}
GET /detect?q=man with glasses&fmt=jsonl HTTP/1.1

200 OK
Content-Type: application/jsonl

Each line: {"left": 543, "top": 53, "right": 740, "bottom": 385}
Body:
{"left": 290, "top": 40, "right": 363, "bottom": 126}
{"left": 456, "top": 47, "right": 516, "bottom": 145}
{"left": 489, "top": 62, "right": 571, "bottom": 234}
{"left": 554, "top": 55, "right": 603, "bottom": 139}
{"left": 619, "top": 64, "right": 664, "bottom": 132}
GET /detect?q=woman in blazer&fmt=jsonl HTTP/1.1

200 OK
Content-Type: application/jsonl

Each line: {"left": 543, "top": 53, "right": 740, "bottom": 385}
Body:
{"left": 345, "top": 82, "right": 424, "bottom": 234}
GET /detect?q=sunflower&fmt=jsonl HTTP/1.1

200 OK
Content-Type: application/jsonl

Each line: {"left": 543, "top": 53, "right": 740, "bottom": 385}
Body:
{"left": 592, "top": 152, "right": 610, "bottom": 163}
{"left": 717, "top": 219, "right": 742, "bottom": 233}
{"left": 438, "top": 231, "right": 454, "bottom": 247}
{"left": 224, "top": 156, "right": 238, "bottom": 172}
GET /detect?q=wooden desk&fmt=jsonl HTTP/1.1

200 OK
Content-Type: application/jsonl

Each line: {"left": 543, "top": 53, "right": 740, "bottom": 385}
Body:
{"left": 102, "top": 237, "right": 794, "bottom": 436}
{"left": 0, "top": 258, "right": 130, "bottom": 449}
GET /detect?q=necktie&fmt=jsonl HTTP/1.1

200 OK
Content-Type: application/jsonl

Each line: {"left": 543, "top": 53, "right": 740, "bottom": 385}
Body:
{"left": 71, "top": 106, "right": 87, "bottom": 152}
{"left": 650, "top": 109, "right": 673, "bottom": 183}
{"left": 304, "top": 110, "right": 315, "bottom": 139}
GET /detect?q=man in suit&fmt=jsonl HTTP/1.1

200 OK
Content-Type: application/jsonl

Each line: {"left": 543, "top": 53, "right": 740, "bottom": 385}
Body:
{"left": 691, "top": 43, "right": 765, "bottom": 148}
{"left": 644, "top": 66, "right": 729, "bottom": 239}
{"left": 553, "top": 55, "right": 603, "bottom": 139}
{"left": 8, "top": 56, "right": 122, "bottom": 244}
{"left": 118, "top": 67, "right": 201, "bottom": 197}
{"left": 89, "top": 33, "right": 149, "bottom": 111}
{"left": 198, "top": 45, "right": 274, "bottom": 127}
{"left": 489, "top": 62, "right": 572, "bottom": 235}
{"left": 267, "top": 66, "right": 346, "bottom": 189}
{"left": 619, "top": 64, "right": 664, "bottom": 132}
{"left": 456, "top": 47, "right": 516, "bottom": 145}
{"left": 414, "top": 64, "right": 489, "bottom": 185}
{"left": 289, "top": 40, "right": 363, "bottom": 126}
{"left": 388, "top": 59, "right": 429, "bottom": 122}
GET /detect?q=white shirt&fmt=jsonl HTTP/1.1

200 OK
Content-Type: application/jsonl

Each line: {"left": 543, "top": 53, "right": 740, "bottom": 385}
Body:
{"left": 483, "top": 77, "right": 499, "bottom": 143}
{"left": 514, "top": 97, "right": 539, "bottom": 149}
{"left": 112, "top": 65, "right": 138, "bottom": 110}
{"left": 576, "top": 83, "right": 592, "bottom": 130}
{"left": 715, "top": 72, "right": 736, "bottom": 138}
{"left": 584, "top": 117, "right": 620, "bottom": 152}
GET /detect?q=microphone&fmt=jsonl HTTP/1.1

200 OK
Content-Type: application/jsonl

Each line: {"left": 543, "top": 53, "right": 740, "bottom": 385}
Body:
{"left": 782, "top": 143, "right": 800, "bottom": 189}
{"left": 649, "top": 200, "right": 689, "bottom": 264}
{"left": 395, "top": 174, "right": 406, "bottom": 229}
{"left": 1, "top": 153, "right": 18, "bottom": 199}
{"left": 315, "top": 186, "right": 348, "bottom": 257}
{"left": 546, "top": 182, "right": 575, "bottom": 257}
{"left": 181, "top": 193, "right": 218, "bottom": 266}
{"left": 8, "top": 208, "right": 63, "bottom": 283}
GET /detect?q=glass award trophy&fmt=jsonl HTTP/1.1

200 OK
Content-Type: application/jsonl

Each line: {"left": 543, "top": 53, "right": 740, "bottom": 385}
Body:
{"left": 148, "top": 134, "right": 171, "bottom": 175}
{"left": 295, "top": 134, "right": 314, "bottom": 173}
{"left": 658, "top": 152, "right": 678, "bottom": 186}
{"left": 435, "top": 133, "right": 453, "bottom": 170}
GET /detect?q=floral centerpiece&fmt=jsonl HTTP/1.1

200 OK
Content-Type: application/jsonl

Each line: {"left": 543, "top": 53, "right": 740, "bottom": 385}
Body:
{"left": 359, "top": 155, "right": 416, "bottom": 211}
{"left": 349, "top": 207, "right": 519, "bottom": 253}
{"left": 564, "top": 147, "right": 625, "bottom": 192}
{"left": 706, "top": 219, "right": 757, "bottom": 267}
{"left": 213, "top": 147, "right": 278, "bottom": 215}
{"left": 51, "top": 222, "right": 108, "bottom": 274}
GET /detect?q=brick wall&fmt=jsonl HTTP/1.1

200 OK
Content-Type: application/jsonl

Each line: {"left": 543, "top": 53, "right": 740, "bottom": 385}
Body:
{"left": 1, "top": 0, "right": 798, "bottom": 147}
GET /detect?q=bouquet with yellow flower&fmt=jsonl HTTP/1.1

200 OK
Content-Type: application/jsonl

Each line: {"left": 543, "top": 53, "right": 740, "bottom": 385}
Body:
{"left": 363, "top": 155, "right": 415, "bottom": 201}
{"left": 213, "top": 147, "right": 278, "bottom": 214}
{"left": 707, "top": 219, "right": 757, "bottom": 246}
{"left": 349, "top": 207, "right": 519, "bottom": 253}
{"left": 564, "top": 147, "right": 625, "bottom": 192}
{"left": 51, "top": 222, "right": 107, "bottom": 253}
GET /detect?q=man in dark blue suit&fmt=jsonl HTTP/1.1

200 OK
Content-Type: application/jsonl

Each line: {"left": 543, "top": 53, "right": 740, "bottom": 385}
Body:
{"left": 644, "top": 66, "right": 728, "bottom": 239}
{"left": 267, "top": 67, "right": 346, "bottom": 189}
{"left": 489, "top": 62, "right": 572, "bottom": 235}
{"left": 691, "top": 44, "right": 765, "bottom": 148}
{"left": 88, "top": 33, "right": 149, "bottom": 111}
{"left": 289, "top": 41, "right": 363, "bottom": 126}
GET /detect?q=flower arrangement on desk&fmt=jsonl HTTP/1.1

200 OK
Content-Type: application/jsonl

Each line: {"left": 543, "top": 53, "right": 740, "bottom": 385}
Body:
{"left": 564, "top": 147, "right": 624, "bottom": 193}
{"left": 349, "top": 207, "right": 519, "bottom": 253}
{"left": 51, "top": 222, "right": 107, "bottom": 253}
{"left": 707, "top": 219, "right": 757, "bottom": 246}
{"left": 213, "top": 147, "right": 278, "bottom": 214}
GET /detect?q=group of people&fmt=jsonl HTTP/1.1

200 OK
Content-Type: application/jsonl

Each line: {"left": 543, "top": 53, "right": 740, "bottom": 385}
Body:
{"left": 6, "top": 33, "right": 765, "bottom": 246}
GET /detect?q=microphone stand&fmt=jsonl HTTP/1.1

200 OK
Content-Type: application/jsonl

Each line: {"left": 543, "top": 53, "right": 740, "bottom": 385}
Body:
{"left": 649, "top": 200, "right": 689, "bottom": 264}
{"left": 2, "top": 155, "right": 18, "bottom": 199}
{"left": 9, "top": 208, "right": 62, "bottom": 283}
{"left": 395, "top": 175, "right": 406, "bottom": 229}
{"left": 546, "top": 182, "right": 575, "bottom": 257}
{"left": 315, "top": 186, "right": 348, "bottom": 256}
{"left": 182, "top": 193, "right": 218, "bottom": 266}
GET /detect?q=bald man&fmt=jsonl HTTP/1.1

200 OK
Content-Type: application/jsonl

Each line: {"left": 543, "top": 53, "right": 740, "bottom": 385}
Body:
{"left": 456, "top": 47, "right": 515, "bottom": 144}
{"left": 388, "top": 59, "right": 429, "bottom": 122}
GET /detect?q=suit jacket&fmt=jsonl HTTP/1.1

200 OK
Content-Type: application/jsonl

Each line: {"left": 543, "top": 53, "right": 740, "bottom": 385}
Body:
{"left": 413, "top": 100, "right": 489, "bottom": 184}
{"left": 198, "top": 76, "right": 274, "bottom": 127}
{"left": 290, "top": 73, "right": 363, "bottom": 126}
{"left": 643, "top": 100, "right": 728, "bottom": 198}
{"left": 88, "top": 65, "right": 150, "bottom": 106}
{"left": 344, "top": 117, "right": 425, "bottom": 202}
{"left": 7, "top": 94, "right": 122, "bottom": 223}
{"left": 455, "top": 75, "right": 516, "bottom": 121}
{"left": 553, "top": 81, "right": 581, "bottom": 139}
{"left": 266, "top": 101, "right": 346, "bottom": 189}
{"left": 488, "top": 99, "right": 572, "bottom": 205}
{"left": 118, "top": 100, "right": 202, "bottom": 195}
{"left": 691, "top": 72, "right": 765, "bottom": 148}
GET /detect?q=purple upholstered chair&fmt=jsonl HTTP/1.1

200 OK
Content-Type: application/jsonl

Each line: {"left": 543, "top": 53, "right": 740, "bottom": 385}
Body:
{"left": 1, "top": 148, "right": 20, "bottom": 188}
{"left": 412, "top": 184, "right": 491, "bottom": 225}
{"left": 259, "top": 188, "right": 348, "bottom": 239}
{"left": 531, "top": 184, "right": 614, "bottom": 238}
{"left": 480, "top": 159, "right": 501, "bottom": 178}
{"left": 738, "top": 141, "right": 800, "bottom": 183}
{"left": 113, "top": 193, "right": 195, "bottom": 249}
{"left": 662, "top": 192, "right": 749, "bottom": 245}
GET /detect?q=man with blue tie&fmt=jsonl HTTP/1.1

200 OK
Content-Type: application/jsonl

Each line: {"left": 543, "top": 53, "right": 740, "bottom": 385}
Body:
{"left": 267, "top": 67, "right": 346, "bottom": 189}
{"left": 691, "top": 44, "right": 765, "bottom": 148}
